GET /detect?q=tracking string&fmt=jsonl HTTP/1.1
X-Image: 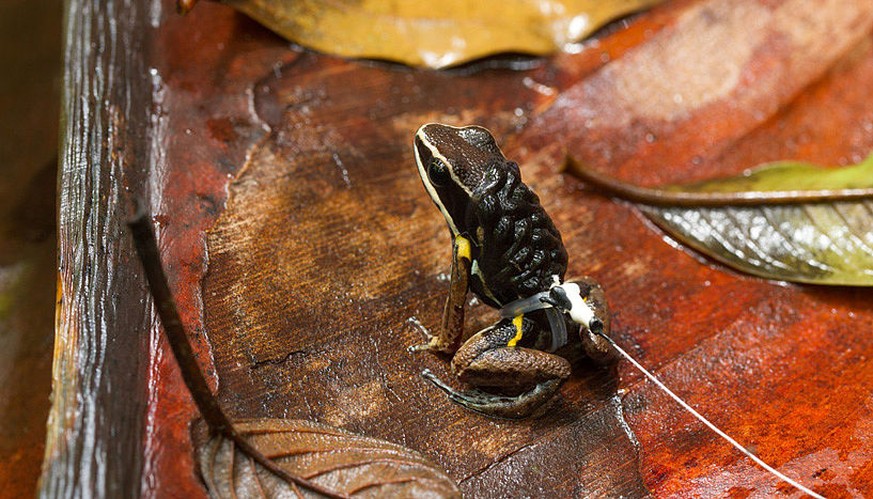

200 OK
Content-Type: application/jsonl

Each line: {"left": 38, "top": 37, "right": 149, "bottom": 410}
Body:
{"left": 596, "top": 331, "right": 824, "bottom": 499}
{"left": 498, "top": 284, "right": 822, "bottom": 496}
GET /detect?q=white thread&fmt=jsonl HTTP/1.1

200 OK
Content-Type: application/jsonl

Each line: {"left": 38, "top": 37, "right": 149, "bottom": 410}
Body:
{"left": 597, "top": 332, "right": 824, "bottom": 499}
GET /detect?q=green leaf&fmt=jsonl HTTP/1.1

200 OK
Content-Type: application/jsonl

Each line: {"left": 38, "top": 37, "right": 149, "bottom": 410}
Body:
{"left": 660, "top": 153, "right": 873, "bottom": 200}
{"left": 569, "top": 154, "right": 873, "bottom": 285}
{"left": 643, "top": 201, "right": 873, "bottom": 285}
{"left": 204, "top": 0, "right": 664, "bottom": 68}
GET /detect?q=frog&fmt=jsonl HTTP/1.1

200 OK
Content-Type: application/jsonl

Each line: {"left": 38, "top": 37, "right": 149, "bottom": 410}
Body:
{"left": 411, "top": 123, "right": 617, "bottom": 419}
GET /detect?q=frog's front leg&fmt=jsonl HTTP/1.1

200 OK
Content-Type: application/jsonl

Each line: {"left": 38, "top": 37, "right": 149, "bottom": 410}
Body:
{"left": 423, "top": 315, "right": 571, "bottom": 419}
{"left": 410, "top": 235, "right": 472, "bottom": 354}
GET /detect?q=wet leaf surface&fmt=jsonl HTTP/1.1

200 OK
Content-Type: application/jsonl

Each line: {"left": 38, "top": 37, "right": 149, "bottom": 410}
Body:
{"left": 200, "top": 55, "right": 649, "bottom": 496}
{"left": 194, "top": 419, "right": 460, "bottom": 498}
{"left": 208, "top": 0, "right": 663, "bottom": 68}
{"left": 528, "top": 0, "right": 873, "bottom": 181}
{"left": 50, "top": 0, "right": 873, "bottom": 497}
{"left": 130, "top": 207, "right": 462, "bottom": 499}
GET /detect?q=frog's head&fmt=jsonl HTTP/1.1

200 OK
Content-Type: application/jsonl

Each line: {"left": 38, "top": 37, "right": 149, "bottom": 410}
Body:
{"left": 414, "top": 123, "right": 505, "bottom": 236}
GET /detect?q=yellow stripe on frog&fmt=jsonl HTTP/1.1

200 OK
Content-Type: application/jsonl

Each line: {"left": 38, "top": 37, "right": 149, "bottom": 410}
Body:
{"left": 455, "top": 235, "right": 472, "bottom": 261}
{"left": 507, "top": 314, "right": 524, "bottom": 347}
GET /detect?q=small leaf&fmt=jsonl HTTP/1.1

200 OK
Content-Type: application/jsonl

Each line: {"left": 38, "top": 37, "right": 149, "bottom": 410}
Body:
{"left": 209, "top": 0, "right": 664, "bottom": 68}
{"left": 569, "top": 155, "right": 873, "bottom": 285}
{"left": 643, "top": 201, "right": 873, "bottom": 285}
{"left": 194, "top": 419, "right": 461, "bottom": 498}
{"left": 656, "top": 153, "right": 873, "bottom": 203}
{"left": 568, "top": 154, "right": 873, "bottom": 206}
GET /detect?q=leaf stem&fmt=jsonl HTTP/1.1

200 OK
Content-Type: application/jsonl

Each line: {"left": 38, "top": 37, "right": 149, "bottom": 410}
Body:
{"left": 127, "top": 200, "right": 348, "bottom": 499}
{"left": 567, "top": 156, "right": 873, "bottom": 206}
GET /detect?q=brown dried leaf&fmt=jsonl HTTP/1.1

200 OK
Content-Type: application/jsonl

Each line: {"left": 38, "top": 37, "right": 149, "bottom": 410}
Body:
{"left": 211, "top": 0, "right": 664, "bottom": 68}
{"left": 194, "top": 419, "right": 461, "bottom": 498}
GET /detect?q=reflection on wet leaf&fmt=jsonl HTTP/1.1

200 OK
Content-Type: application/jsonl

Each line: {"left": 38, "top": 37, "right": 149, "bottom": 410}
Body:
{"left": 183, "top": 0, "right": 663, "bottom": 68}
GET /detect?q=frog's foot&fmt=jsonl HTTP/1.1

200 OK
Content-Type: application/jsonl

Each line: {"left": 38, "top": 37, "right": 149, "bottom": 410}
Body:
{"left": 422, "top": 369, "right": 561, "bottom": 419}
{"left": 406, "top": 317, "right": 454, "bottom": 354}
{"left": 580, "top": 324, "right": 619, "bottom": 364}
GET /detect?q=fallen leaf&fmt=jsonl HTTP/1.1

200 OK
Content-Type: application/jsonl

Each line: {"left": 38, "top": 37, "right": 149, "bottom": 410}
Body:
{"left": 194, "top": 419, "right": 461, "bottom": 498}
{"left": 568, "top": 153, "right": 873, "bottom": 206}
{"left": 644, "top": 201, "right": 873, "bottom": 285}
{"left": 569, "top": 155, "right": 873, "bottom": 285}
{"left": 205, "top": 0, "right": 663, "bottom": 68}
{"left": 653, "top": 154, "right": 873, "bottom": 203}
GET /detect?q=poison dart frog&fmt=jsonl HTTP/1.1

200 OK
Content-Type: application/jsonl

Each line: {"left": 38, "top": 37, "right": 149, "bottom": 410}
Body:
{"left": 411, "top": 123, "right": 616, "bottom": 419}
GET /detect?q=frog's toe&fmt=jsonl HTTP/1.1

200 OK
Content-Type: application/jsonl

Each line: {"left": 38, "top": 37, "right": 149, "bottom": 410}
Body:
{"left": 407, "top": 342, "right": 434, "bottom": 353}
{"left": 423, "top": 372, "right": 562, "bottom": 419}
{"left": 408, "top": 338, "right": 454, "bottom": 354}
{"left": 406, "top": 318, "right": 454, "bottom": 354}
{"left": 581, "top": 327, "right": 620, "bottom": 364}
{"left": 421, "top": 369, "right": 452, "bottom": 390}
{"left": 407, "top": 316, "right": 432, "bottom": 337}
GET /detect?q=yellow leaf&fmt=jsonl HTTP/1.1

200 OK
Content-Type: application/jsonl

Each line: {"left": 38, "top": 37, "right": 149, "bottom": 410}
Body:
{"left": 219, "top": 0, "right": 664, "bottom": 68}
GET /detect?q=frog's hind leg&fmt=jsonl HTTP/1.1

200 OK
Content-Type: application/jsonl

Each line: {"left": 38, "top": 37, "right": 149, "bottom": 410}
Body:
{"left": 423, "top": 318, "right": 571, "bottom": 419}
{"left": 422, "top": 370, "right": 563, "bottom": 419}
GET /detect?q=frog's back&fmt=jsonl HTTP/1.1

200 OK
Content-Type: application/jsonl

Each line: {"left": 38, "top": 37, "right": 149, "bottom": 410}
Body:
{"left": 471, "top": 161, "right": 568, "bottom": 306}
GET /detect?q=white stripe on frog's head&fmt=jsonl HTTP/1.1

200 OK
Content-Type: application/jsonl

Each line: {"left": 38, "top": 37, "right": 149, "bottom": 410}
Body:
{"left": 414, "top": 125, "right": 461, "bottom": 235}
{"left": 413, "top": 123, "right": 507, "bottom": 238}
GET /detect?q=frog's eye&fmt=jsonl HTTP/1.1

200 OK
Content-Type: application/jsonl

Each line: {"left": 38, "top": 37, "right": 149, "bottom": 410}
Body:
{"left": 427, "top": 158, "right": 450, "bottom": 186}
